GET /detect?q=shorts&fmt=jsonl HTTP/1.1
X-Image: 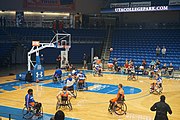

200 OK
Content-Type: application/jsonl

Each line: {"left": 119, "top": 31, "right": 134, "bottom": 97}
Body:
{"left": 78, "top": 79, "right": 85, "bottom": 83}
{"left": 110, "top": 98, "right": 117, "bottom": 103}
{"left": 29, "top": 102, "right": 35, "bottom": 107}
{"left": 83, "top": 60, "right": 87, "bottom": 65}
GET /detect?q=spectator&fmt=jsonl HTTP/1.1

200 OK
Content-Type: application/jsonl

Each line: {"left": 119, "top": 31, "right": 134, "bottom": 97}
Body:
{"left": 50, "top": 110, "right": 65, "bottom": 120}
{"left": 124, "top": 60, "right": 129, "bottom": 74}
{"left": 161, "top": 63, "right": 168, "bottom": 75}
{"left": 156, "top": 46, "right": 161, "bottom": 57}
{"left": 142, "top": 59, "right": 146, "bottom": 69}
{"left": 150, "top": 95, "right": 172, "bottom": 120}
{"left": 113, "top": 58, "right": 118, "bottom": 72}
{"left": 167, "top": 63, "right": 174, "bottom": 77}
{"left": 56, "top": 55, "right": 61, "bottom": 69}
{"left": 156, "top": 59, "right": 161, "bottom": 68}
{"left": 150, "top": 60, "right": 156, "bottom": 70}
{"left": 83, "top": 53, "right": 87, "bottom": 69}
{"left": 162, "top": 46, "right": 166, "bottom": 57}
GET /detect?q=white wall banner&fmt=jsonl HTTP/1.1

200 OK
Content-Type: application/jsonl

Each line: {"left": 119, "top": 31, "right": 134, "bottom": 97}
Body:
{"left": 110, "top": 3, "right": 129, "bottom": 8}
{"left": 114, "top": 6, "right": 168, "bottom": 13}
{"left": 130, "top": 1, "right": 151, "bottom": 7}
{"left": 169, "top": 0, "right": 180, "bottom": 5}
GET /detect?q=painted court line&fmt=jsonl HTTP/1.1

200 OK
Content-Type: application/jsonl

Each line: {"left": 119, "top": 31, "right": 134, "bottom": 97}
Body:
{"left": 105, "top": 88, "right": 119, "bottom": 94}
{"left": 0, "top": 105, "right": 78, "bottom": 120}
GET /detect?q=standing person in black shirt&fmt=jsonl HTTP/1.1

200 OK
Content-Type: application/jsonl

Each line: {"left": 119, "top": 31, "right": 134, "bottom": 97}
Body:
{"left": 150, "top": 95, "right": 172, "bottom": 120}
{"left": 56, "top": 55, "right": 61, "bottom": 69}
{"left": 83, "top": 53, "right": 87, "bottom": 69}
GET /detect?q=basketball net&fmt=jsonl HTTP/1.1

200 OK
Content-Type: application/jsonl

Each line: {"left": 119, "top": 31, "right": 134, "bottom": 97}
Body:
{"left": 64, "top": 45, "right": 70, "bottom": 50}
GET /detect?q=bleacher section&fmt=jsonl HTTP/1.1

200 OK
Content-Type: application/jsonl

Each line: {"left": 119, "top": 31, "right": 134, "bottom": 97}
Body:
{"left": 3, "top": 27, "right": 106, "bottom": 64}
{"left": 109, "top": 29, "right": 180, "bottom": 69}
{"left": 0, "top": 28, "right": 17, "bottom": 67}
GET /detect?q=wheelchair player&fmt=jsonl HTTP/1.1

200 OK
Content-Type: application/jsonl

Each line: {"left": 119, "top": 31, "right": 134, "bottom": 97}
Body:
{"left": 150, "top": 74, "right": 163, "bottom": 94}
{"left": 127, "top": 65, "right": 136, "bottom": 80}
{"left": 77, "top": 71, "right": 87, "bottom": 90}
{"left": 65, "top": 74, "right": 77, "bottom": 98}
{"left": 56, "top": 86, "right": 74, "bottom": 110}
{"left": 93, "top": 64, "right": 103, "bottom": 77}
{"left": 108, "top": 84, "right": 125, "bottom": 113}
{"left": 25, "top": 89, "right": 42, "bottom": 116}
{"left": 53, "top": 67, "right": 62, "bottom": 83}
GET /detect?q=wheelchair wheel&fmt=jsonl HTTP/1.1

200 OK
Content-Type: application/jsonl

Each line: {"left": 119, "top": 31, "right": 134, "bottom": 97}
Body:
{"left": 38, "top": 106, "right": 43, "bottom": 117}
{"left": 70, "top": 89, "right": 77, "bottom": 98}
{"left": 113, "top": 102, "right": 127, "bottom": 115}
{"left": 74, "top": 89, "right": 77, "bottom": 98}
{"left": 22, "top": 107, "right": 34, "bottom": 119}
{"left": 56, "top": 101, "right": 60, "bottom": 110}
{"left": 67, "top": 101, "right": 73, "bottom": 110}
{"left": 157, "top": 87, "right": 163, "bottom": 95}
{"left": 85, "top": 83, "right": 88, "bottom": 90}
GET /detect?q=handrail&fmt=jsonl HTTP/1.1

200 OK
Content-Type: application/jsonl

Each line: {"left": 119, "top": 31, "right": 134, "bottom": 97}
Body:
{"left": 103, "top": 24, "right": 111, "bottom": 59}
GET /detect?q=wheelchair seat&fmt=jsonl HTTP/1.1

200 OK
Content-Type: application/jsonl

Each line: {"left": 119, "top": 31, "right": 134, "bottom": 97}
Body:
{"left": 23, "top": 103, "right": 43, "bottom": 119}
{"left": 56, "top": 96, "right": 72, "bottom": 110}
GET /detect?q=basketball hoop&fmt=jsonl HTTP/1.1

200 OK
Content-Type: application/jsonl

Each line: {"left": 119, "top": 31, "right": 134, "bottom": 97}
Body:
{"left": 64, "top": 45, "right": 70, "bottom": 49}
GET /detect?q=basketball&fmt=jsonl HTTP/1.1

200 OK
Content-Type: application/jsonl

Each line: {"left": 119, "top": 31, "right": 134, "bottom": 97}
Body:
{"left": 36, "top": 79, "right": 39, "bottom": 83}
{"left": 110, "top": 48, "right": 113, "bottom": 52}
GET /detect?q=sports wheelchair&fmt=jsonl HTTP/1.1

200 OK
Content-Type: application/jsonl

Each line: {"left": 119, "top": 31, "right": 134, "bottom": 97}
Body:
{"left": 56, "top": 96, "right": 72, "bottom": 110}
{"left": 53, "top": 75, "right": 62, "bottom": 83}
{"left": 108, "top": 100, "right": 127, "bottom": 115}
{"left": 127, "top": 71, "right": 137, "bottom": 81}
{"left": 67, "top": 86, "right": 77, "bottom": 98}
{"left": 150, "top": 83, "right": 163, "bottom": 95}
{"left": 76, "top": 80, "right": 88, "bottom": 91}
{"left": 93, "top": 68, "right": 103, "bottom": 77}
{"left": 149, "top": 71, "right": 156, "bottom": 80}
{"left": 22, "top": 103, "right": 43, "bottom": 119}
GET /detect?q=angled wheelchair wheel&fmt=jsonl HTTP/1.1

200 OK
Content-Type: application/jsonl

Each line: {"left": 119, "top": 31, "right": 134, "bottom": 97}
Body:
{"left": 38, "top": 106, "right": 43, "bottom": 117}
{"left": 85, "top": 83, "right": 88, "bottom": 90}
{"left": 67, "top": 101, "right": 73, "bottom": 110}
{"left": 70, "top": 89, "right": 77, "bottom": 98}
{"left": 113, "top": 102, "right": 127, "bottom": 115}
{"left": 73, "top": 89, "right": 77, "bottom": 98}
{"left": 157, "top": 87, "right": 163, "bottom": 95}
{"left": 56, "top": 102, "right": 60, "bottom": 110}
{"left": 22, "top": 107, "right": 34, "bottom": 119}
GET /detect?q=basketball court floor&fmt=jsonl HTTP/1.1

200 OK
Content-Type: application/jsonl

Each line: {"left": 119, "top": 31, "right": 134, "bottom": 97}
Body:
{"left": 0, "top": 67, "right": 180, "bottom": 120}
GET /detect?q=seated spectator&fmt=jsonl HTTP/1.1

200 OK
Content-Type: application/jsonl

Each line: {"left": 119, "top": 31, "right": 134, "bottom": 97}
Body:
{"left": 156, "top": 59, "right": 161, "bottom": 68}
{"left": 124, "top": 61, "right": 129, "bottom": 74}
{"left": 161, "top": 63, "right": 168, "bottom": 75}
{"left": 167, "top": 63, "right": 174, "bottom": 76}
{"left": 150, "top": 60, "right": 156, "bottom": 70}
{"left": 50, "top": 110, "right": 65, "bottom": 120}
{"left": 142, "top": 59, "right": 146, "bottom": 69}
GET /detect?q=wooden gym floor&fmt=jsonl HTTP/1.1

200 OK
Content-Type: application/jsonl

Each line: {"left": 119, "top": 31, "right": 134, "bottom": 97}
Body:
{"left": 0, "top": 68, "right": 180, "bottom": 120}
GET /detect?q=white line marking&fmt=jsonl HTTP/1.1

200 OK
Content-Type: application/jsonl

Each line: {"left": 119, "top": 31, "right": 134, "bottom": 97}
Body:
{"left": 105, "top": 88, "right": 118, "bottom": 94}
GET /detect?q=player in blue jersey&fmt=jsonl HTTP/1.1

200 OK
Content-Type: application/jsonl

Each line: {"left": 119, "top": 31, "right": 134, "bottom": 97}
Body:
{"left": 53, "top": 67, "right": 62, "bottom": 82}
{"left": 25, "top": 89, "right": 42, "bottom": 115}
{"left": 77, "top": 71, "right": 86, "bottom": 89}
{"left": 65, "top": 74, "right": 76, "bottom": 91}
{"left": 156, "top": 74, "right": 162, "bottom": 88}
